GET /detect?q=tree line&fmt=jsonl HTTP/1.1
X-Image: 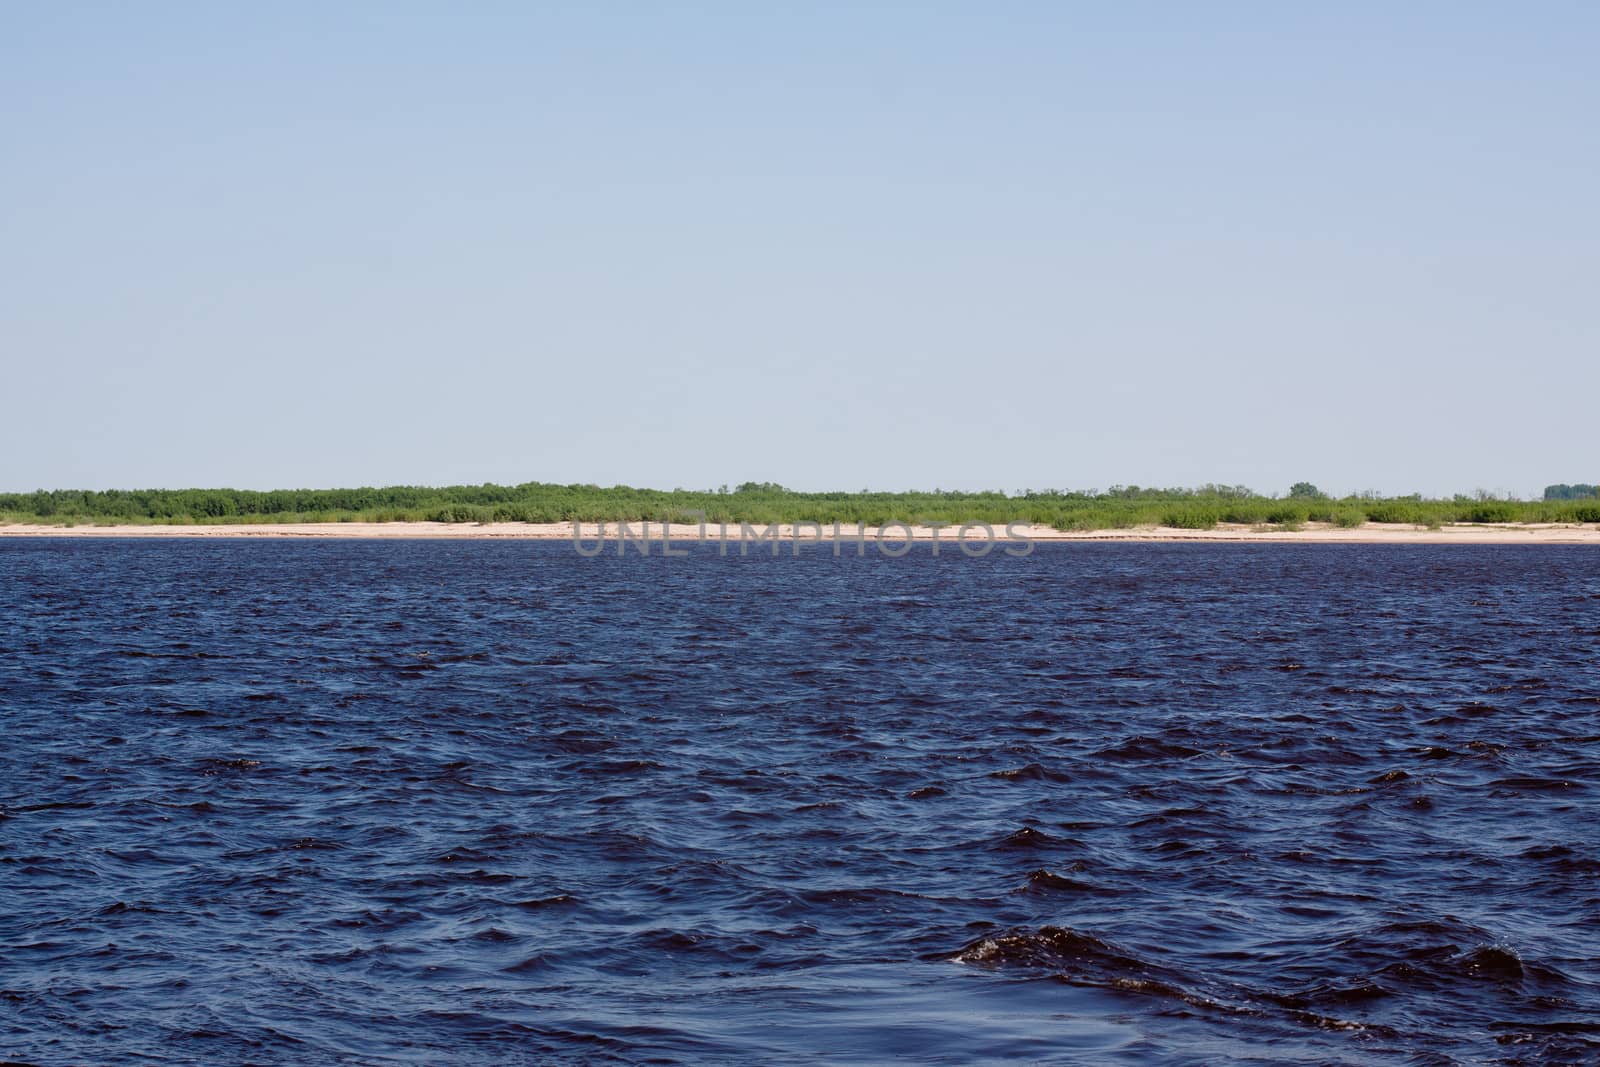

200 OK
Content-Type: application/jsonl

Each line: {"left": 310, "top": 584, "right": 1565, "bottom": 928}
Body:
{"left": 5, "top": 481, "right": 1600, "bottom": 529}
{"left": 1544, "top": 484, "right": 1600, "bottom": 500}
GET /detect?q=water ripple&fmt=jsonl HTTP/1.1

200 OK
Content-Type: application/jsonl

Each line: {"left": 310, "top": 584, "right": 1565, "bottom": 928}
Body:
{"left": 1, "top": 540, "right": 1597, "bottom": 1064}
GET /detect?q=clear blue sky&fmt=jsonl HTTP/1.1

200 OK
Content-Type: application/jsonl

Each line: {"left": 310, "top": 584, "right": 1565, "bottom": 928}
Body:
{"left": 4, "top": 3, "right": 1595, "bottom": 497}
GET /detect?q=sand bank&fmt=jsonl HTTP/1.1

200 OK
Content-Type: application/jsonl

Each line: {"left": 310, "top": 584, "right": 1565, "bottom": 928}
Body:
{"left": 2, "top": 521, "right": 1598, "bottom": 543}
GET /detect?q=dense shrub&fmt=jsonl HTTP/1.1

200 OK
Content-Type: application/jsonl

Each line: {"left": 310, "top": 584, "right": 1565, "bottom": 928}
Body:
{"left": 1218, "top": 502, "right": 1268, "bottom": 524}
{"left": 1463, "top": 502, "right": 1516, "bottom": 524}
{"left": 1364, "top": 502, "right": 1420, "bottom": 525}
{"left": 1162, "top": 507, "right": 1220, "bottom": 530}
{"left": 0, "top": 483, "right": 1581, "bottom": 531}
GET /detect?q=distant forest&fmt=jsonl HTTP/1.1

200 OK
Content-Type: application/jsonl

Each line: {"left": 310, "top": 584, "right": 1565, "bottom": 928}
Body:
{"left": 1544, "top": 484, "right": 1600, "bottom": 500}
{"left": 5, "top": 482, "right": 1600, "bottom": 530}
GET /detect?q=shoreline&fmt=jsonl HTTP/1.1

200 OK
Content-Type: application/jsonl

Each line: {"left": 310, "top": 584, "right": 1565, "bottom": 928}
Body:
{"left": 2, "top": 520, "right": 1599, "bottom": 544}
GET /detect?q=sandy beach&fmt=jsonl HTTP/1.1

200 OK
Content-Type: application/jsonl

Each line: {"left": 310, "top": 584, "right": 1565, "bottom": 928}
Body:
{"left": 2, "top": 520, "right": 1598, "bottom": 543}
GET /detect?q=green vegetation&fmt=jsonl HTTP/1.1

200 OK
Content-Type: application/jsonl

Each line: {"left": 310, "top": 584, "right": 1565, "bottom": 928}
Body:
{"left": 3, "top": 482, "right": 1600, "bottom": 531}
{"left": 1545, "top": 483, "right": 1600, "bottom": 500}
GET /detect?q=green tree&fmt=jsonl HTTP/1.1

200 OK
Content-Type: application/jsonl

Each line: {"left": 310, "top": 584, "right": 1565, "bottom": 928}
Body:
{"left": 1288, "top": 482, "right": 1324, "bottom": 500}
{"left": 1544, "top": 483, "right": 1600, "bottom": 500}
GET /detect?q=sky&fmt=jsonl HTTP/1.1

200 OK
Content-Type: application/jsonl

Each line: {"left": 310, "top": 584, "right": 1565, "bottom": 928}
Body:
{"left": 3, "top": 3, "right": 1596, "bottom": 498}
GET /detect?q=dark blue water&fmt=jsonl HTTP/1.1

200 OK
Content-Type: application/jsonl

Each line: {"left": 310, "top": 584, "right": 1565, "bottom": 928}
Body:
{"left": 2, "top": 540, "right": 1598, "bottom": 1065}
